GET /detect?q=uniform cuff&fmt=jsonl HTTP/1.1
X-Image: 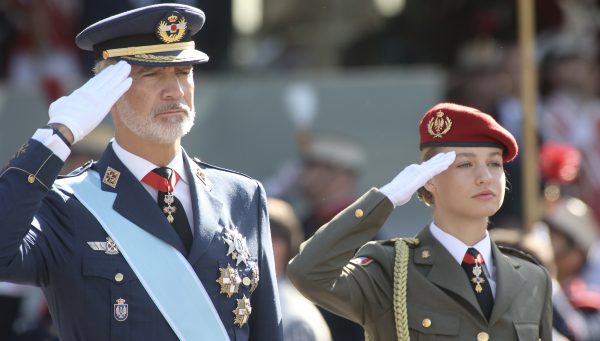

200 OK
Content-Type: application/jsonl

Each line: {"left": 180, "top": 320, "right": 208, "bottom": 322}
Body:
{"left": 31, "top": 128, "right": 71, "bottom": 162}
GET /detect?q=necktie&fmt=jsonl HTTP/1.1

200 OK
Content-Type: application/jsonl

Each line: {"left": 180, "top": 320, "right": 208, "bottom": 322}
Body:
{"left": 142, "top": 167, "right": 193, "bottom": 254}
{"left": 461, "top": 247, "right": 494, "bottom": 320}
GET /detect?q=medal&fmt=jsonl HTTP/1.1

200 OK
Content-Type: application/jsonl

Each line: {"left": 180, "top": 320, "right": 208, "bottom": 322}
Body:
{"left": 162, "top": 193, "right": 177, "bottom": 223}
{"left": 233, "top": 295, "right": 252, "bottom": 327}
{"left": 471, "top": 259, "right": 486, "bottom": 294}
{"left": 216, "top": 264, "right": 241, "bottom": 298}
{"left": 250, "top": 262, "right": 259, "bottom": 293}
{"left": 223, "top": 227, "right": 251, "bottom": 266}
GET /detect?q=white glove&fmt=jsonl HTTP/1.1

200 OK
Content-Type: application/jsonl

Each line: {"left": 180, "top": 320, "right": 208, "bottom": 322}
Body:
{"left": 379, "top": 151, "right": 456, "bottom": 207}
{"left": 48, "top": 61, "right": 132, "bottom": 143}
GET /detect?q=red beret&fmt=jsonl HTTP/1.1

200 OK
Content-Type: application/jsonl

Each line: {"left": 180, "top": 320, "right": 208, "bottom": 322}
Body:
{"left": 419, "top": 103, "right": 518, "bottom": 162}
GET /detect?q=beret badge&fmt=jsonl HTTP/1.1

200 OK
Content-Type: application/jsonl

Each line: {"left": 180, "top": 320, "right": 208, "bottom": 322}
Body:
{"left": 156, "top": 12, "right": 188, "bottom": 44}
{"left": 427, "top": 110, "right": 452, "bottom": 138}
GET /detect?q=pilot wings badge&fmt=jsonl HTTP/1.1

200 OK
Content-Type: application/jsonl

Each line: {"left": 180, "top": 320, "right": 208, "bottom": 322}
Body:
{"left": 87, "top": 237, "right": 119, "bottom": 255}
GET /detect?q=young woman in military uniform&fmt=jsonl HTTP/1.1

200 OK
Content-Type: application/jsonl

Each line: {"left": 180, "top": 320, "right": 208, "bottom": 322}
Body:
{"left": 288, "top": 103, "right": 552, "bottom": 340}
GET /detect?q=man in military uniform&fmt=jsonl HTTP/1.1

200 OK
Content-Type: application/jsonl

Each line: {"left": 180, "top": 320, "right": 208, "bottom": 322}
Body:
{"left": 0, "top": 4, "right": 282, "bottom": 341}
{"left": 288, "top": 103, "right": 552, "bottom": 340}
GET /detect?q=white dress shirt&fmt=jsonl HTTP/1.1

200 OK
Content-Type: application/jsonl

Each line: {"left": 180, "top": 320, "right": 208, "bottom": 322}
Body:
{"left": 429, "top": 222, "right": 497, "bottom": 297}
{"left": 110, "top": 140, "right": 194, "bottom": 232}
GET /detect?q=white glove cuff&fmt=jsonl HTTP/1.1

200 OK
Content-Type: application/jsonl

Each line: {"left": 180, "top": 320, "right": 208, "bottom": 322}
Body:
{"left": 378, "top": 184, "right": 403, "bottom": 208}
{"left": 32, "top": 128, "right": 71, "bottom": 161}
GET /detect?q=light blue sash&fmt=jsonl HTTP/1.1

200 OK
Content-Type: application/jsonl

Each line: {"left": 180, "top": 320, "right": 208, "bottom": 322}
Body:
{"left": 67, "top": 171, "right": 229, "bottom": 341}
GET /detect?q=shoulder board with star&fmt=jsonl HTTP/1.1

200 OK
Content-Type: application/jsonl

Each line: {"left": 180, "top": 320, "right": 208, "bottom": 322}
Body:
{"left": 498, "top": 245, "right": 542, "bottom": 266}
{"left": 192, "top": 157, "right": 254, "bottom": 180}
{"left": 57, "top": 159, "right": 94, "bottom": 179}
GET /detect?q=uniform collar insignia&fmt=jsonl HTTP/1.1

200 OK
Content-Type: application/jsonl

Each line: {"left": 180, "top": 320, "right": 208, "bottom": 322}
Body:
{"left": 102, "top": 166, "right": 121, "bottom": 188}
{"left": 195, "top": 166, "right": 212, "bottom": 189}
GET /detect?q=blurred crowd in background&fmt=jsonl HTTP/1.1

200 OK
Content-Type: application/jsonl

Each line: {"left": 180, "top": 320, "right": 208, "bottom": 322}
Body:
{"left": 4, "top": 0, "right": 600, "bottom": 340}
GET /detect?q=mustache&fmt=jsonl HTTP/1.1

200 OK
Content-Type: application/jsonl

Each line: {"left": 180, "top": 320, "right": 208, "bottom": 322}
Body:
{"left": 152, "top": 102, "right": 194, "bottom": 116}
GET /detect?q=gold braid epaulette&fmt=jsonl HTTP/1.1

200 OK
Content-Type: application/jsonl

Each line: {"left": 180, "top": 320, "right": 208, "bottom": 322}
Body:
{"left": 393, "top": 237, "right": 419, "bottom": 341}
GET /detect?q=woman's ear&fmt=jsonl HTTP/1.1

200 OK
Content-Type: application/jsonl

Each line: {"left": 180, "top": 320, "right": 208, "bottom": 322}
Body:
{"left": 424, "top": 179, "right": 435, "bottom": 193}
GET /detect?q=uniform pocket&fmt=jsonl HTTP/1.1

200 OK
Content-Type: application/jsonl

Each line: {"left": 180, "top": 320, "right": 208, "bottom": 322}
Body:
{"left": 514, "top": 322, "right": 539, "bottom": 341}
{"left": 408, "top": 305, "right": 460, "bottom": 338}
{"left": 82, "top": 257, "right": 139, "bottom": 341}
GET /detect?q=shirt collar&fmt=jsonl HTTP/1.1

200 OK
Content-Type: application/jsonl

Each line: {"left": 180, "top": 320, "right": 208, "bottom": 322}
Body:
{"left": 429, "top": 222, "right": 493, "bottom": 272}
{"left": 111, "top": 139, "right": 188, "bottom": 185}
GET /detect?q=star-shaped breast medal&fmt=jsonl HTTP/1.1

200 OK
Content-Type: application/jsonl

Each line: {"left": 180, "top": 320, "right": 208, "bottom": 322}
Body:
{"left": 223, "top": 226, "right": 251, "bottom": 266}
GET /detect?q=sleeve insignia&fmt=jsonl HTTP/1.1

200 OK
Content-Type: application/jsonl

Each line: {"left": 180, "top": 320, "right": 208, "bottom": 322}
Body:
{"left": 350, "top": 256, "right": 373, "bottom": 266}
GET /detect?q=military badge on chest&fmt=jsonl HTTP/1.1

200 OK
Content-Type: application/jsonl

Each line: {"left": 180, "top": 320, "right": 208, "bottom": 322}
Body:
{"left": 223, "top": 226, "right": 251, "bottom": 266}
{"left": 233, "top": 295, "right": 252, "bottom": 327}
{"left": 114, "top": 298, "right": 128, "bottom": 322}
{"left": 87, "top": 237, "right": 119, "bottom": 255}
{"left": 216, "top": 226, "right": 259, "bottom": 327}
{"left": 217, "top": 264, "right": 242, "bottom": 298}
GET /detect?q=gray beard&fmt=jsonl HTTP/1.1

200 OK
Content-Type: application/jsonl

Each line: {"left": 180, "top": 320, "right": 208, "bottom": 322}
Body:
{"left": 116, "top": 98, "right": 195, "bottom": 144}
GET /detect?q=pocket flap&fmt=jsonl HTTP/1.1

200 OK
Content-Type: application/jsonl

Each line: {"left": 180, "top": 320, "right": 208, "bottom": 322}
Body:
{"left": 514, "top": 322, "right": 539, "bottom": 340}
{"left": 82, "top": 257, "right": 137, "bottom": 282}
{"left": 408, "top": 306, "right": 460, "bottom": 335}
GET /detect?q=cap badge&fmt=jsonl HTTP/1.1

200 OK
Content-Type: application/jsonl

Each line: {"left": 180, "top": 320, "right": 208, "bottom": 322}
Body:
{"left": 233, "top": 295, "right": 252, "bottom": 327}
{"left": 156, "top": 12, "right": 188, "bottom": 44}
{"left": 217, "top": 264, "right": 242, "bottom": 298}
{"left": 114, "top": 298, "right": 128, "bottom": 322}
{"left": 427, "top": 111, "right": 452, "bottom": 138}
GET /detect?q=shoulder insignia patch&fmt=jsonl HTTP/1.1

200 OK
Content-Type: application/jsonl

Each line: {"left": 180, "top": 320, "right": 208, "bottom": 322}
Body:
{"left": 350, "top": 256, "right": 373, "bottom": 266}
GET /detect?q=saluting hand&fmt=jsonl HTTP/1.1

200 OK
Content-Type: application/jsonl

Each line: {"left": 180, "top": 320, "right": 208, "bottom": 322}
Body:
{"left": 48, "top": 60, "right": 132, "bottom": 144}
{"left": 379, "top": 151, "right": 456, "bottom": 207}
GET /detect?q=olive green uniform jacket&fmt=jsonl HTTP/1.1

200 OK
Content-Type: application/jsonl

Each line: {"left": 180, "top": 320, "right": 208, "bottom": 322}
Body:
{"left": 288, "top": 189, "right": 552, "bottom": 340}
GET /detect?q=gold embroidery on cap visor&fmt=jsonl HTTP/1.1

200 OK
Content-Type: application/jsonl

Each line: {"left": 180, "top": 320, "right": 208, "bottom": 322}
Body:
{"left": 427, "top": 111, "right": 453, "bottom": 138}
{"left": 102, "top": 41, "right": 195, "bottom": 60}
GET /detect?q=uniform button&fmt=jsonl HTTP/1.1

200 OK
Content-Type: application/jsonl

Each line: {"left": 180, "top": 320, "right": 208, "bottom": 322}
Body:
{"left": 477, "top": 332, "right": 489, "bottom": 341}
{"left": 421, "top": 318, "right": 431, "bottom": 328}
{"left": 242, "top": 277, "right": 251, "bottom": 286}
{"left": 115, "top": 273, "right": 124, "bottom": 282}
{"left": 354, "top": 209, "right": 364, "bottom": 218}
{"left": 27, "top": 175, "right": 36, "bottom": 184}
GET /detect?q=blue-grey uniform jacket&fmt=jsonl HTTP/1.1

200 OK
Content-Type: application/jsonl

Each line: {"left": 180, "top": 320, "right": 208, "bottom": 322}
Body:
{"left": 0, "top": 138, "right": 283, "bottom": 341}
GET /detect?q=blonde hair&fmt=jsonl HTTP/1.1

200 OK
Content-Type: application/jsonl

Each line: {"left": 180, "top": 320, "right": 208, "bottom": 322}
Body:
{"left": 416, "top": 147, "right": 439, "bottom": 206}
